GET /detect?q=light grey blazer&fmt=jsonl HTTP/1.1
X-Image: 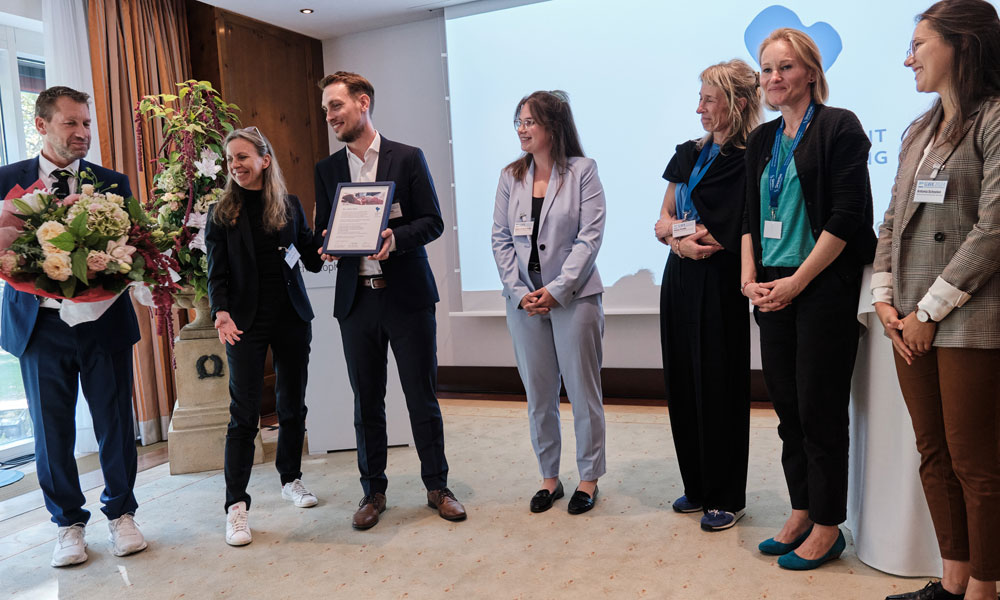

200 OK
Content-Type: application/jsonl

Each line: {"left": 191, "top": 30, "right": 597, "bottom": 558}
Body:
{"left": 492, "top": 156, "right": 605, "bottom": 307}
{"left": 873, "top": 99, "right": 1000, "bottom": 348}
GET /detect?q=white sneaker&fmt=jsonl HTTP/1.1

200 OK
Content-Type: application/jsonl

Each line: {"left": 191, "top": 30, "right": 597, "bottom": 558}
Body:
{"left": 108, "top": 513, "right": 148, "bottom": 556}
{"left": 226, "top": 502, "right": 252, "bottom": 546}
{"left": 281, "top": 479, "right": 318, "bottom": 508}
{"left": 51, "top": 524, "right": 88, "bottom": 567}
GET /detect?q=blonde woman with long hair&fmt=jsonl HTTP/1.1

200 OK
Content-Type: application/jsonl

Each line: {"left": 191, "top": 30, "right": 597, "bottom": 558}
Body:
{"left": 205, "top": 126, "right": 324, "bottom": 546}
{"left": 654, "top": 59, "right": 762, "bottom": 532}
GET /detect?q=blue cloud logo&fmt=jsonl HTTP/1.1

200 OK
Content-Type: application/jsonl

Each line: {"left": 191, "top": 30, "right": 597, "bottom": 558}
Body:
{"left": 745, "top": 5, "right": 842, "bottom": 71}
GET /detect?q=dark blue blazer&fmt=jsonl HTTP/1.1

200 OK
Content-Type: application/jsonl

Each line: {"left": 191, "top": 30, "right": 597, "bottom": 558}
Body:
{"left": 314, "top": 137, "right": 444, "bottom": 319}
{"left": 0, "top": 157, "right": 140, "bottom": 358}
{"left": 206, "top": 194, "right": 324, "bottom": 330}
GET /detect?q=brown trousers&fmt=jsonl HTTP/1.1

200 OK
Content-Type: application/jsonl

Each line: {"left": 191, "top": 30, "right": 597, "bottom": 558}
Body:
{"left": 894, "top": 347, "right": 1000, "bottom": 581}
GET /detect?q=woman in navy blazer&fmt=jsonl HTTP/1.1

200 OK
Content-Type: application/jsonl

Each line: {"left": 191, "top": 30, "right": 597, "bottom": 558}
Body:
{"left": 492, "top": 91, "right": 607, "bottom": 515}
{"left": 206, "top": 127, "right": 323, "bottom": 546}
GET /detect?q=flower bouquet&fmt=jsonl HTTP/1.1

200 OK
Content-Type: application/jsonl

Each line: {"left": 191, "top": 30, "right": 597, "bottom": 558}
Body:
{"left": 0, "top": 172, "right": 179, "bottom": 330}
{"left": 135, "top": 80, "right": 239, "bottom": 301}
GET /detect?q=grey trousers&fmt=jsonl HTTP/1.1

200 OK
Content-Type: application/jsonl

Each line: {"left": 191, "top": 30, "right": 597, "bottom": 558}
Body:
{"left": 505, "top": 292, "right": 607, "bottom": 481}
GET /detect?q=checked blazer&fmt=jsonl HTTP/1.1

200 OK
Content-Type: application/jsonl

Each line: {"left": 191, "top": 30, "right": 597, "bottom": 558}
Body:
{"left": 873, "top": 99, "right": 1000, "bottom": 348}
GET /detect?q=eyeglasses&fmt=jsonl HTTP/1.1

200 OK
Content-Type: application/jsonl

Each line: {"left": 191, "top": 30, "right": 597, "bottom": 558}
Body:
{"left": 513, "top": 118, "right": 536, "bottom": 130}
{"left": 242, "top": 126, "right": 270, "bottom": 152}
{"left": 906, "top": 36, "right": 940, "bottom": 59}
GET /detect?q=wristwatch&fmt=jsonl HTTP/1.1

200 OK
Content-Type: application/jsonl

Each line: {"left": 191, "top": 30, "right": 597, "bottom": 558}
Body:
{"left": 916, "top": 308, "right": 934, "bottom": 323}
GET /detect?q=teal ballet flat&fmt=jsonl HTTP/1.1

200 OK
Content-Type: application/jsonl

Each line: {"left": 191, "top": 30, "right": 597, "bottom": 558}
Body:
{"left": 777, "top": 529, "right": 846, "bottom": 570}
{"left": 758, "top": 525, "right": 813, "bottom": 556}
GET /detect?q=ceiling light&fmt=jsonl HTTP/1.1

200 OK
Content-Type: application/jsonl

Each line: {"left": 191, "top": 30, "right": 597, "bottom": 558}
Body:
{"left": 300, "top": 8, "right": 314, "bottom": 14}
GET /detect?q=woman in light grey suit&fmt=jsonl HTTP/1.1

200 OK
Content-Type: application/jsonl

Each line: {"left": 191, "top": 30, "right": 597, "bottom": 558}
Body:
{"left": 491, "top": 90, "right": 606, "bottom": 515}
{"left": 874, "top": 2, "right": 1000, "bottom": 599}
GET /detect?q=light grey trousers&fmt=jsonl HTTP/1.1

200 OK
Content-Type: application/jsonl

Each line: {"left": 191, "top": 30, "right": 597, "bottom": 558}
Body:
{"left": 505, "top": 292, "right": 607, "bottom": 481}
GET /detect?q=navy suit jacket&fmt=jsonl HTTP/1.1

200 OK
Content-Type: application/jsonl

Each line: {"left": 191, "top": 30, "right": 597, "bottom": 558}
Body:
{"left": 314, "top": 137, "right": 444, "bottom": 319}
{"left": 0, "top": 157, "right": 140, "bottom": 357}
{"left": 206, "top": 194, "right": 324, "bottom": 330}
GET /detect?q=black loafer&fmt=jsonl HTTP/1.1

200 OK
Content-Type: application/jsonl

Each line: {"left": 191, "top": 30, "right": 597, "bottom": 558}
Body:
{"left": 529, "top": 481, "right": 564, "bottom": 513}
{"left": 885, "top": 581, "right": 965, "bottom": 600}
{"left": 567, "top": 485, "right": 598, "bottom": 515}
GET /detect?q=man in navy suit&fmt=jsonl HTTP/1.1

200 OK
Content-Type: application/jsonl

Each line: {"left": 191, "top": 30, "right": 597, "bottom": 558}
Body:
{"left": 0, "top": 87, "right": 147, "bottom": 566}
{"left": 314, "top": 72, "right": 465, "bottom": 529}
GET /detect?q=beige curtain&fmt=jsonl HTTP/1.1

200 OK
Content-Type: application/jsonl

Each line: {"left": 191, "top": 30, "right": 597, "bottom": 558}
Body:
{"left": 88, "top": 0, "right": 192, "bottom": 444}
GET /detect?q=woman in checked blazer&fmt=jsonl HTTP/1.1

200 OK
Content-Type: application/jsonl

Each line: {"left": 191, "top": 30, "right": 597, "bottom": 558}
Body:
{"left": 873, "top": 2, "right": 1000, "bottom": 599}
{"left": 491, "top": 90, "right": 607, "bottom": 516}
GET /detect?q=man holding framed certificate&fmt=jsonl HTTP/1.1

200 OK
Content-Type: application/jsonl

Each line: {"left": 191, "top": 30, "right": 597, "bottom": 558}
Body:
{"left": 314, "top": 71, "right": 466, "bottom": 530}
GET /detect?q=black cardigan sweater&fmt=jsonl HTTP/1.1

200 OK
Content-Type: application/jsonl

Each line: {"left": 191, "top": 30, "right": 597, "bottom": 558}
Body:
{"left": 742, "top": 104, "right": 877, "bottom": 276}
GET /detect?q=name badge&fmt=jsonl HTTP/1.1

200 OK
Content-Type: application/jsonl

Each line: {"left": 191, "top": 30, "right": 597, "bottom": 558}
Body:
{"left": 671, "top": 220, "right": 697, "bottom": 238}
{"left": 913, "top": 180, "right": 948, "bottom": 204}
{"left": 389, "top": 203, "right": 403, "bottom": 218}
{"left": 763, "top": 220, "right": 783, "bottom": 239}
{"left": 283, "top": 244, "right": 301, "bottom": 268}
{"left": 513, "top": 221, "right": 534, "bottom": 236}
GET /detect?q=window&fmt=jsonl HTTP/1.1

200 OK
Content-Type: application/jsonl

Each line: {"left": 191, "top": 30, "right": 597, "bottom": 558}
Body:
{"left": 18, "top": 57, "right": 44, "bottom": 158}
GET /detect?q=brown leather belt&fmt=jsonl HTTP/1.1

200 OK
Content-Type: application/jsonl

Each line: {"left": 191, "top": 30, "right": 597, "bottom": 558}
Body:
{"left": 360, "top": 275, "right": 387, "bottom": 289}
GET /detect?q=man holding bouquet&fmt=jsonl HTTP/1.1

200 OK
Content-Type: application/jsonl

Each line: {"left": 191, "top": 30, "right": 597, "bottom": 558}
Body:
{"left": 0, "top": 86, "right": 147, "bottom": 567}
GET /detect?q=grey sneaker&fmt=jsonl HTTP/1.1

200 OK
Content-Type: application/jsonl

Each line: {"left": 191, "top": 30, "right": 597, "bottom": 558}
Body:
{"left": 108, "top": 514, "right": 147, "bottom": 556}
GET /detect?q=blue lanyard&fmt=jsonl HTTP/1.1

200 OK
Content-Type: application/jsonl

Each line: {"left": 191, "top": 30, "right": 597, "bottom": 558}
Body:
{"left": 688, "top": 141, "right": 720, "bottom": 193}
{"left": 768, "top": 102, "right": 815, "bottom": 209}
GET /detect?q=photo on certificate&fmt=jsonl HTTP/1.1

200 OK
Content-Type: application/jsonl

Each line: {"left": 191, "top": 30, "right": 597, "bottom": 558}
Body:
{"left": 322, "top": 182, "right": 396, "bottom": 256}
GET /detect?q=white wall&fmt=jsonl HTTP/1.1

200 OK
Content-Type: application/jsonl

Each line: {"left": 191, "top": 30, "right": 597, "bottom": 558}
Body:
{"left": 321, "top": 14, "right": 678, "bottom": 370}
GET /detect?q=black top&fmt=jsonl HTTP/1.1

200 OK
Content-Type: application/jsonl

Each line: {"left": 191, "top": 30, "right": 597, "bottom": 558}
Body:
{"left": 528, "top": 195, "right": 544, "bottom": 272}
{"left": 242, "top": 189, "right": 286, "bottom": 308}
{"left": 663, "top": 139, "right": 747, "bottom": 253}
{"left": 742, "top": 104, "right": 877, "bottom": 275}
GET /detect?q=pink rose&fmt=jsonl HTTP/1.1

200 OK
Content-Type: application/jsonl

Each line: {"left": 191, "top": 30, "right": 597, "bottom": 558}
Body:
{"left": 60, "top": 193, "right": 81, "bottom": 207}
{"left": 0, "top": 250, "right": 18, "bottom": 276}
{"left": 86, "top": 250, "right": 112, "bottom": 273}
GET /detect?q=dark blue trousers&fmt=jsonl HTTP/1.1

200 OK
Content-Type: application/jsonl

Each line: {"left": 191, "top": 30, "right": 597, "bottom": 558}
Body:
{"left": 20, "top": 309, "right": 138, "bottom": 526}
{"left": 338, "top": 287, "right": 448, "bottom": 496}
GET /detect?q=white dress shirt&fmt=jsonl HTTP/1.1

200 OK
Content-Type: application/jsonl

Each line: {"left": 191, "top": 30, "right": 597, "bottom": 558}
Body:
{"left": 36, "top": 155, "right": 81, "bottom": 308}
{"left": 347, "top": 132, "right": 394, "bottom": 276}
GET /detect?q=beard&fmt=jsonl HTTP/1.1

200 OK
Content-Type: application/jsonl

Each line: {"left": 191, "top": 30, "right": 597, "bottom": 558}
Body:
{"left": 54, "top": 137, "right": 90, "bottom": 161}
{"left": 335, "top": 121, "right": 366, "bottom": 144}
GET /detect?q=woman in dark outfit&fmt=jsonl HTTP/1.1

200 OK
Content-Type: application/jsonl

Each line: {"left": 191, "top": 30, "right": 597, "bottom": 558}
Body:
{"left": 741, "top": 29, "right": 876, "bottom": 570}
{"left": 206, "top": 127, "right": 324, "bottom": 546}
{"left": 655, "top": 59, "right": 761, "bottom": 532}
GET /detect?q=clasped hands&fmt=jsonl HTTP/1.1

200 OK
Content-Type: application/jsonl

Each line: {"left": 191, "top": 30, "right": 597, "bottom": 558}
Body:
{"left": 873, "top": 302, "right": 935, "bottom": 366}
{"left": 654, "top": 217, "right": 722, "bottom": 261}
{"left": 520, "top": 287, "right": 558, "bottom": 316}
{"left": 318, "top": 227, "right": 394, "bottom": 262}
{"left": 742, "top": 276, "right": 805, "bottom": 313}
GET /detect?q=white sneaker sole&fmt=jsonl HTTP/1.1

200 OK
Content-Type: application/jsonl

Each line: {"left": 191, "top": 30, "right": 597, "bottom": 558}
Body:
{"left": 109, "top": 537, "right": 148, "bottom": 557}
{"left": 226, "top": 534, "right": 252, "bottom": 547}
{"left": 51, "top": 544, "right": 88, "bottom": 567}
{"left": 282, "top": 491, "right": 318, "bottom": 508}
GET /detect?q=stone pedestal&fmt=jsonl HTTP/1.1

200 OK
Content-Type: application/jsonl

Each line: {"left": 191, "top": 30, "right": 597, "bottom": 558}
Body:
{"left": 167, "top": 291, "right": 263, "bottom": 475}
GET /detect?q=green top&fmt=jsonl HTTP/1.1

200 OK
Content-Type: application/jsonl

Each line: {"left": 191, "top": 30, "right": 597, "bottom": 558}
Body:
{"left": 760, "top": 134, "right": 815, "bottom": 267}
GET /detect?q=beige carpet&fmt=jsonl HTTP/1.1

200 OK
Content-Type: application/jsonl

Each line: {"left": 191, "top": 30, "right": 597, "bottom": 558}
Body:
{"left": 0, "top": 400, "right": 936, "bottom": 599}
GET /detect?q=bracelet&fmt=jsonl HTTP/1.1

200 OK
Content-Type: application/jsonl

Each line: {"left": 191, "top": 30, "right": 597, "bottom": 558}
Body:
{"left": 740, "top": 280, "right": 754, "bottom": 296}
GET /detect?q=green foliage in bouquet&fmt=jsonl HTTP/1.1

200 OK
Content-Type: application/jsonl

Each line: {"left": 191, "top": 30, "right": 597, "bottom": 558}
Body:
{"left": 135, "top": 80, "right": 239, "bottom": 300}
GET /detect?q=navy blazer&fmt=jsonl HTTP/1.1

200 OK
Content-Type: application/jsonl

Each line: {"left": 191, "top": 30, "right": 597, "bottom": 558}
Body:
{"left": 0, "top": 157, "right": 140, "bottom": 358}
{"left": 314, "top": 137, "right": 444, "bottom": 319}
{"left": 206, "top": 194, "right": 324, "bottom": 330}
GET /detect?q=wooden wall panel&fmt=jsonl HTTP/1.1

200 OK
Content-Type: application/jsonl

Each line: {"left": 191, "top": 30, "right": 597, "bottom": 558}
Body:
{"left": 186, "top": 1, "right": 327, "bottom": 219}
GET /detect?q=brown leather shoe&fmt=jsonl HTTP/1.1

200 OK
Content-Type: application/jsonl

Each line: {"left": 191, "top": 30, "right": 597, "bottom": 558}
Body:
{"left": 352, "top": 493, "right": 386, "bottom": 530}
{"left": 426, "top": 488, "right": 467, "bottom": 521}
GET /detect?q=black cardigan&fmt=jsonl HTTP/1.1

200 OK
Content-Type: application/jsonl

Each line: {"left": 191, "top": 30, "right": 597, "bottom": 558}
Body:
{"left": 742, "top": 104, "right": 877, "bottom": 275}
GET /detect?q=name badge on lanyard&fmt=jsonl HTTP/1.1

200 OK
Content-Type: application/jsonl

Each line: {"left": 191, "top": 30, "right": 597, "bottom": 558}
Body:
{"left": 914, "top": 163, "right": 949, "bottom": 204}
{"left": 765, "top": 102, "right": 815, "bottom": 240}
{"left": 674, "top": 142, "right": 719, "bottom": 238}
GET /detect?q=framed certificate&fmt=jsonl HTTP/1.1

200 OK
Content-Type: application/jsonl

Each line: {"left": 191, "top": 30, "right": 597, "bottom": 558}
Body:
{"left": 321, "top": 182, "right": 396, "bottom": 256}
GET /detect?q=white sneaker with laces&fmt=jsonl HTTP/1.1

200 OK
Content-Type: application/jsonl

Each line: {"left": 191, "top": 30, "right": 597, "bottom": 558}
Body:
{"left": 281, "top": 479, "right": 318, "bottom": 508}
{"left": 51, "top": 523, "right": 88, "bottom": 567}
{"left": 226, "top": 501, "right": 252, "bottom": 546}
{"left": 108, "top": 513, "right": 148, "bottom": 556}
